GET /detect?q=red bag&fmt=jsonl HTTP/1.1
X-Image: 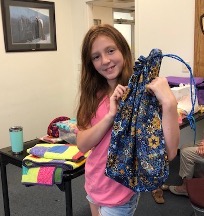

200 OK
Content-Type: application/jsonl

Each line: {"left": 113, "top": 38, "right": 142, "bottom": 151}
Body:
{"left": 47, "top": 116, "right": 69, "bottom": 138}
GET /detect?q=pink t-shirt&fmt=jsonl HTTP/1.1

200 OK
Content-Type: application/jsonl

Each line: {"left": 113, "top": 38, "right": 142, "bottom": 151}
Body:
{"left": 85, "top": 96, "right": 135, "bottom": 207}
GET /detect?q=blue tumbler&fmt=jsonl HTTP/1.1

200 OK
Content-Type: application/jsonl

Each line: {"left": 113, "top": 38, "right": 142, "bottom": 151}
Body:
{"left": 9, "top": 126, "right": 23, "bottom": 154}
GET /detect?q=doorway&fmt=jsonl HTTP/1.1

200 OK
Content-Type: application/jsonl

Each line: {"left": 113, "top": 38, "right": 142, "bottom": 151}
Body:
{"left": 86, "top": 0, "right": 135, "bottom": 60}
{"left": 113, "top": 10, "right": 135, "bottom": 60}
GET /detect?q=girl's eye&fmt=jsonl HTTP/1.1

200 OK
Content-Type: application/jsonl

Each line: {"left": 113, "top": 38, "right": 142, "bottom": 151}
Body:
{"left": 108, "top": 49, "right": 115, "bottom": 54}
{"left": 92, "top": 55, "right": 100, "bottom": 61}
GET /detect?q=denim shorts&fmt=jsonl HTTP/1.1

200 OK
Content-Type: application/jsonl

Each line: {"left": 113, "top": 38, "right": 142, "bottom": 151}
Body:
{"left": 86, "top": 193, "right": 140, "bottom": 216}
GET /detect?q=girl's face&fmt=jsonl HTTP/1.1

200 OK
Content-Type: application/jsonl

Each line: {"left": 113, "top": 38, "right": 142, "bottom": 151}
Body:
{"left": 91, "top": 35, "right": 124, "bottom": 87}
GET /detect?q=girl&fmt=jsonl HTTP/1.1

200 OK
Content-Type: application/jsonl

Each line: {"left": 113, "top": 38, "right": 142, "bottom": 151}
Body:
{"left": 77, "top": 24, "right": 179, "bottom": 216}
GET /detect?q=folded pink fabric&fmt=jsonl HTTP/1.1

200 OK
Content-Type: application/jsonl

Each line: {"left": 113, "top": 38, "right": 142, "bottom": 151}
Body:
{"left": 37, "top": 166, "right": 56, "bottom": 185}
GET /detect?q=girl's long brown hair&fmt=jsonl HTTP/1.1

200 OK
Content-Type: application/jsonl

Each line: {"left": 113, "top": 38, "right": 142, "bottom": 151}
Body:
{"left": 77, "top": 24, "right": 134, "bottom": 130}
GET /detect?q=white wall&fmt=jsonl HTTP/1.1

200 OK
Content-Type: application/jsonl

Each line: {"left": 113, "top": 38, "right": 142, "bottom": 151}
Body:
{"left": 92, "top": 6, "right": 113, "bottom": 25}
{"left": 135, "top": 0, "right": 195, "bottom": 77}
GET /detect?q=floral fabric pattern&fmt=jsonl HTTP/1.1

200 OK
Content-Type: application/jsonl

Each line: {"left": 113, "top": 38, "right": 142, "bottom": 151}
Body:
{"left": 105, "top": 49, "right": 169, "bottom": 192}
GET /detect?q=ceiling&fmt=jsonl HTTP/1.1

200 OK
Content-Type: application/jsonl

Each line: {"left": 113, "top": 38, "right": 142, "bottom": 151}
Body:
{"left": 86, "top": 0, "right": 135, "bottom": 11}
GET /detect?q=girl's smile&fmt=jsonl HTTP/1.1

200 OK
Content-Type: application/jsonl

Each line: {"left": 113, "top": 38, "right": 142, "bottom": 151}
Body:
{"left": 103, "top": 65, "right": 116, "bottom": 72}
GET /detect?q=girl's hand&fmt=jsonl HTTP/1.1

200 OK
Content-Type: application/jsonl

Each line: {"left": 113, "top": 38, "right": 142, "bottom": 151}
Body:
{"left": 146, "top": 77, "right": 176, "bottom": 106}
{"left": 108, "top": 84, "right": 128, "bottom": 118}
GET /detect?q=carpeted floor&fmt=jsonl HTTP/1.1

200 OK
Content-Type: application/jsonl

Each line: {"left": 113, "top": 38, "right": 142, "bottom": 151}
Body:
{"left": 0, "top": 155, "right": 193, "bottom": 216}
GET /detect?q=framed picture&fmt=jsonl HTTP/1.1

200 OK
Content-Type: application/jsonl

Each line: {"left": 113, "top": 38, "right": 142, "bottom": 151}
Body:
{"left": 1, "top": 0, "right": 57, "bottom": 52}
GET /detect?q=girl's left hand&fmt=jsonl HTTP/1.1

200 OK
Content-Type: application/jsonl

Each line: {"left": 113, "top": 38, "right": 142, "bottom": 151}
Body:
{"left": 146, "top": 77, "right": 176, "bottom": 105}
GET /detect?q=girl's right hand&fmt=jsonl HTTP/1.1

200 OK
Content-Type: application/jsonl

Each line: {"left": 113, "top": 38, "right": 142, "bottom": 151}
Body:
{"left": 108, "top": 84, "right": 128, "bottom": 119}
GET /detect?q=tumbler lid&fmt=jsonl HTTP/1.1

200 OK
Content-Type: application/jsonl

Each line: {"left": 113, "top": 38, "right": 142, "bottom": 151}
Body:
{"left": 9, "top": 126, "right": 23, "bottom": 132}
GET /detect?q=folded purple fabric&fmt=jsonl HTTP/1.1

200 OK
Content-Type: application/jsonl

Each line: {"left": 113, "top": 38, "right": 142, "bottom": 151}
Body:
{"left": 166, "top": 76, "right": 204, "bottom": 105}
{"left": 166, "top": 76, "right": 204, "bottom": 86}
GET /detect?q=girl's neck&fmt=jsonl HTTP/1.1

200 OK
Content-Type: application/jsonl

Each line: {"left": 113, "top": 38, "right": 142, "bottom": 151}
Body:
{"left": 108, "top": 85, "right": 116, "bottom": 97}
{"left": 107, "top": 80, "right": 117, "bottom": 96}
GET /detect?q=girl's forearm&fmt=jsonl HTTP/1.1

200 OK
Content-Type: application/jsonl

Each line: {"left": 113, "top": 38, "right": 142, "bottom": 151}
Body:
{"left": 77, "top": 114, "right": 114, "bottom": 153}
{"left": 162, "top": 99, "right": 180, "bottom": 161}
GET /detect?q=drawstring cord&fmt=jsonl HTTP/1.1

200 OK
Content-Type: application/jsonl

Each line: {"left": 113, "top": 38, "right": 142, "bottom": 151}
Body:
{"left": 163, "top": 54, "right": 197, "bottom": 143}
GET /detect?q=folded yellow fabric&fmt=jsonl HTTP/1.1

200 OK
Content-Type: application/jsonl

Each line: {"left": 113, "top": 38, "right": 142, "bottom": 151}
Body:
{"left": 22, "top": 143, "right": 89, "bottom": 186}
{"left": 27, "top": 143, "right": 89, "bottom": 162}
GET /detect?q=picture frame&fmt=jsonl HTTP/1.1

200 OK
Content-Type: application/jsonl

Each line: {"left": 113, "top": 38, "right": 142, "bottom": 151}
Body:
{"left": 1, "top": 0, "right": 57, "bottom": 52}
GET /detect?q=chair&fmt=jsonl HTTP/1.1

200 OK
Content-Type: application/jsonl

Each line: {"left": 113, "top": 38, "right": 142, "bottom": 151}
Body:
{"left": 186, "top": 178, "right": 204, "bottom": 216}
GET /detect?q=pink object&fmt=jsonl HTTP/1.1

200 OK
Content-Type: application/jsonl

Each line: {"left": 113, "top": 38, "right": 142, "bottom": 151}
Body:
{"left": 37, "top": 167, "right": 55, "bottom": 185}
{"left": 178, "top": 116, "right": 183, "bottom": 124}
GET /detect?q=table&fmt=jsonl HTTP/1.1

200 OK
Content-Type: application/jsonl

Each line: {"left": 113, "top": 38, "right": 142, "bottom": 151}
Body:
{"left": 179, "top": 111, "right": 204, "bottom": 129}
{"left": 0, "top": 139, "right": 85, "bottom": 216}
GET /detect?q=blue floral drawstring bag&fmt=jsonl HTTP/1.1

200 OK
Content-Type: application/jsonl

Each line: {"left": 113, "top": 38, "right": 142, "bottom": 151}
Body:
{"left": 105, "top": 49, "right": 196, "bottom": 192}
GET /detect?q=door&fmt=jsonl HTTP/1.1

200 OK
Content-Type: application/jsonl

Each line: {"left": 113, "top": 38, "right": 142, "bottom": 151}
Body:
{"left": 113, "top": 10, "right": 135, "bottom": 61}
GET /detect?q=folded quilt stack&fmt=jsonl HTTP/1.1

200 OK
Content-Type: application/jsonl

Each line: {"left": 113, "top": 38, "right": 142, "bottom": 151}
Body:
{"left": 22, "top": 143, "right": 88, "bottom": 186}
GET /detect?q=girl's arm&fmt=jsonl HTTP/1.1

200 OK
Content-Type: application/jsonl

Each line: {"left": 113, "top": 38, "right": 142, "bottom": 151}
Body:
{"left": 77, "top": 85, "right": 128, "bottom": 153}
{"left": 77, "top": 114, "right": 114, "bottom": 153}
{"left": 146, "top": 77, "right": 180, "bottom": 161}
